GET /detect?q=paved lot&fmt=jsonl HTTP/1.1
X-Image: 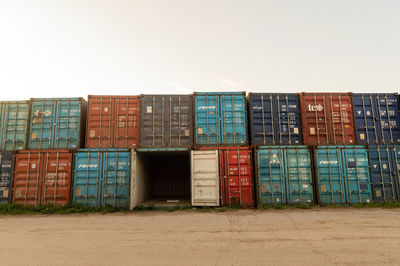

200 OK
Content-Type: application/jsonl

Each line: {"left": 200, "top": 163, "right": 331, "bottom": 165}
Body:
{"left": 0, "top": 208, "right": 399, "bottom": 265}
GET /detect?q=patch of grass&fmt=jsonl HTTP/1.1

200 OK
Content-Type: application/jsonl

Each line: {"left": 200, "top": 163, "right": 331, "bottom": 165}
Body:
{"left": 257, "top": 204, "right": 270, "bottom": 210}
{"left": 295, "top": 204, "right": 312, "bottom": 209}
{"left": 353, "top": 202, "right": 400, "bottom": 208}
{"left": 216, "top": 206, "right": 239, "bottom": 212}
{"left": 273, "top": 204, "right": 285, "bottom": 210}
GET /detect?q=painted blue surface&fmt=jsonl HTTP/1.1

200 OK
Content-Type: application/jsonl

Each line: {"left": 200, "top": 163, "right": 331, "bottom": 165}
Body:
{"left": 249, "top": 94, "right": 302, "bottom": 145}
{"left": 353, "top": 93, "right": 400, "bottom": 145}
{"left": 368, "top": 145, "right": 400, "bottom": 202}
{"left": 28, "top": 98, "right": 84, "bottom": 149}
{"left": 314, "top": 146, "right": 372, "bottom": 205}
{"left": 0, "top": 101, "right": 30, "bottom": 151}
{"left": 0, "top": 152, "right": 13, "bottom": 204}
{"left": 256, "top": 146, "right": 313, "bottom": 205}
{"left": 73, "top": 149, "right": 130, "bottom": 208}
{"left": 194, "top": 92, "right": 247, "bottom": 146}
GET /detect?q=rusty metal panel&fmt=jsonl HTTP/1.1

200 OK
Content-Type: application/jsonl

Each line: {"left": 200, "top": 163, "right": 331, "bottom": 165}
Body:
{"left": 86, "top": 95, "right": 140, "bottom": 148}
{"left": 12, "top": 150, "right": 72, "bottom": 206}
{"left": 300, "top": 93, "right": 356, "bottom": 145}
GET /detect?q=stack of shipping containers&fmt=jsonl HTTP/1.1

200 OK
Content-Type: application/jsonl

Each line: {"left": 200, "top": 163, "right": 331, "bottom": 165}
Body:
{"left": 248, "top": 93, "right": 313, "bottom": 207}
{"left": 0, "top": 91, "right": 400, "bottom": 208}
{"left": 193, "top": 92, "right": 253, "bottom": 208}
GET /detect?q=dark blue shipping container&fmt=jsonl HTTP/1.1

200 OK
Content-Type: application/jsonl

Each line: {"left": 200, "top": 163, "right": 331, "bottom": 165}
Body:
{"left": 353, "top": 93, "right": 400, "bottom": 145}
{"left": 0, "top": 152, "right": 13, "bottom": 204}
{"left": 73, "top": 149, "right": 131, "bottom": 208}
{"left": 248, "top": 93, "right": 302, "bottom": 145}
{"left": 255, "top": 146, "right": 313, "bottom": 205}
{"left": 28, "top": 98, "right": 86, "bottom": 149}
{"left": 367, "top": 145, "right": 400, "bottom": 202}
{"left": 314, "top": 146, "right": 372, "bottom": 205}
{"left": 194, "top": 92, "right": 248, "bottom": 146}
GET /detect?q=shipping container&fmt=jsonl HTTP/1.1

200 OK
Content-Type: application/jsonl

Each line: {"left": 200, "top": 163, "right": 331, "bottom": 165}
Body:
{"left": 130, "top": 148, "right": 193, "bottom": 208}
{"left": 194, "top": 92, "right": 248, "bottom": 146}
{"left": 0, "top": 101, "right": 30, "bottom": 151}
{"left": 86, "top": 95, "right": 140, "bottom": 148}
{"left": 353, "top": 93, "right": 400, "bottom": 145}
{"left": 314, "top": 146, "right": 372, "bottom": 205}
{"left": 199, "top": 147, "right": 254, "bottom": 207}
{"left": 300, "top": 93, "right": 356, "bottom": 145}
{"left": 140, "top": 95, "right": 193, "bottom": 148}
{"left": 0, "top": 152, "right": 14, "bottom": 204}
{"left": 248, "top": 93, "right": 302, "bottom": 145}
{"left": 367, "top": 145, "right": 400, "bottom": 202}
{"left": 28, "top": 98, "right": 86, "bottom": 149}
{"left": 12, "top": 150, "right": 73, "bottom": 206}
{"left": 255, "top": 146, "right": 313, "bottom": 206}
{"left": 73, "top": 149, "right": 131, "bottom": 208}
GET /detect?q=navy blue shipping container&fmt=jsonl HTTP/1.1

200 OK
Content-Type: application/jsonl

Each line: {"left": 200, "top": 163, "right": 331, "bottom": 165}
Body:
{"left": 314, "top": 146, "right": 372, "bottom": 205}
{"left": 73, "top": 149, "right": 131, "bottom": 208}
{"left": 248, "top": 93, "right": 302, "bottom": 145}
{"left": 353, "top": 93, "right": 400, "bottom": 145}
{"left": 367, "top": 145, "right": 400, "bottom": 202}
{"left": 194, "top": 92, "right": 248, "bottom": 146}
{"left": 0, "top": 152, "right": 13, "bottom": 204}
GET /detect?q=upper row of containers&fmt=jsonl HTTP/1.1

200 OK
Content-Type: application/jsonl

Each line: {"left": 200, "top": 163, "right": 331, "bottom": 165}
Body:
{"left": 0, "top": 92, "right": 399, "bottom": 150}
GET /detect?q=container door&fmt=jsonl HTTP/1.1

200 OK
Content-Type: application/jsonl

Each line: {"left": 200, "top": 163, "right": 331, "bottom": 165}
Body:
{"left": 220, "top": 94, "right": 247, "bottom": 145}
{"left": 86, "top": 97, "right": 114, "bottom": 148}
{"left": 141, "top": 95, "right": 166, "bottom": 147}
{"left": 41, "top": 151, "right": 72, "bottom": 206}
{"left": 29, "top": 100, "right": 56, "bottom": 149}
{"left": 285, "top": 147, "right": 313, "bottom": 205}
{"left": 353, "top": 94, "right": 379, "bottom": 145}
{"left": 13, "top": 152, "right": 43, "bottom": 206}
{"left": 368, "top": 146, "right": 397, "bottom": 202}
{"left": 0, "top": 101, "right": 30, "bottom": 151}
{"left": 166, "top": 95, "right": 193, "bottom": 148}
{"left": 73, "top": 151, "right": 103, "bottom": 207}
{"left": 300, "top": 94, "right": 330, "bottom": 145}
{"left": 256, "top": 148, "right": 286, "bottom": 205}
{"left": 102, "top": 151, "right": 131, "bottom": 208}
{"left": 276, "top": 95, "right": 302, "bottom": 145}
{"left": 341, "top": 147, "right": 372, "bottom": 204}
{"left": 327, "top": 95, "right": 355, "bottom": 145}
{"left": 249, "top": 94, "right": 275, "bottom": 145}
{"left": 376, "top": 95, "right": 400, "bottom": 144}
{"left": 191, "top": 150, "right": 220, "bottom": 206}
{"left": 221, "top": 149, "right": 254, "bottom": 207}
{"left": 53, "top": 99, "right": 83, "bottom": 149}
{"left": 314, "top": 147, "right": 346, "bottom": 205}
{"left": 114, "top": 97, "right": 140, "bottom": 148}
{"left": 0, "top": 152, "right": 13, "bottom": 204}
{"left": 195, "top": 94, "right": 219, "bottom": 145}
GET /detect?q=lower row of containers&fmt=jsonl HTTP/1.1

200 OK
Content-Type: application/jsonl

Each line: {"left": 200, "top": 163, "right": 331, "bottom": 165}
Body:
{"left": 0, "top": 146, "right": 399, "bottom": 208}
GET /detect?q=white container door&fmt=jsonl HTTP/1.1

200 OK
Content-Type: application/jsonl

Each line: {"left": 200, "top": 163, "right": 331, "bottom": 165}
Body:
{"left": 191, "top": 150, "right": 220, "bottom": 206}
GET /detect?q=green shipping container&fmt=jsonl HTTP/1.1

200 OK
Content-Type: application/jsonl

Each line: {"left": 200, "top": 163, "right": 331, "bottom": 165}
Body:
{"left": 0, "top": 101, "right": 30, "bottom": 151}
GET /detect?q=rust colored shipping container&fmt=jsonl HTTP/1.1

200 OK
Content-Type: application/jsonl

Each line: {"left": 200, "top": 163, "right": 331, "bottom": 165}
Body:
{"left": 199, "top": 146, "right": 254, "bottom": 207}
{"left": 85, "top": 95, "right": 140, "bottom": 148}
{"left": 12, "top": 150, "right": 72, "bottom": 206}
{"left": 300, "top": 92, "right": 356, "bottom": 145}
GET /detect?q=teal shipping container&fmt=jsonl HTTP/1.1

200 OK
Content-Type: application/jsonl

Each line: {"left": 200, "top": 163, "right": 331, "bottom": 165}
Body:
{"left": 28, "top": 98, "right": 86, "bottom": 149}
{"left": 73, "top": 149, "right": 131, "bottom": 208}
{"left": 194, "top": 92, "right": 248, "bottom": 146}
{"left": 0, "top": 101, "right": 30, "bottom": 150}
{"left": 255, "top": 146, "right": 314, "bottom": 206}
{"left": 314, "top": 146, "right": 372, "bottom": 205}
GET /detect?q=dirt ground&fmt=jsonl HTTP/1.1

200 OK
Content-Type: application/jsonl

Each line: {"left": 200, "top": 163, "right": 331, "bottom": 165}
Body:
{"left": 0, "top": 208, "right": 399, "bottom": 266}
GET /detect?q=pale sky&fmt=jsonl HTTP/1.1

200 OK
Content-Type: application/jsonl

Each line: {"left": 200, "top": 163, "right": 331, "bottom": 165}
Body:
{"left": 0, "top": 0, "right": 399, "bottom": 100}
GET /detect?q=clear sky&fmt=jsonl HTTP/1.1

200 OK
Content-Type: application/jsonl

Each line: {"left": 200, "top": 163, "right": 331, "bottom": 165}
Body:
{"left": 0, "top": 0, "right": 399, "bottom": 100}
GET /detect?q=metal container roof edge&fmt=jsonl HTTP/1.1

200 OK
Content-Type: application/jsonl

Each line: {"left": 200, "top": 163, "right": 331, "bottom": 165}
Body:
{"left": 197, "top": 146, "right": 251, "bottom": 150}
{"left": 194, "top": 91, "right": 246, "bottom": 95}
{"left": 136, "top": 147, "right": 190, "bottom": 152}
{"left": 76, "top": 148, "right": 130, "bottom": 152}
{"left": 247, "top": 92, "right": 299, "bottom": 98}
{"left": 300, "top": 92, "right": 352, "bottom": 95}
{"left": 314, "top": 145, "right": 367, "bottom": 149}
{"left": 30, "top": 97, "right": 86, "bottom": 102}
{"left": 0, "top": 100, "right": 30, "bottom": 103}
{"left": 15, "top": 149, "right": 73, "bottom": 153}
{"left": 140, "top": 94, "right": 193, "bottom": 96}
{"left": 88, "top": 95, "right": 140, "bottom": 99}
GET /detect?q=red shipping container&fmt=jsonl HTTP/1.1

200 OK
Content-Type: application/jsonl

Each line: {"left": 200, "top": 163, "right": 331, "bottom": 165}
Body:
{"left": 300, "top": 92, "right": 356, "bottom": 145}
{"left": 12, "top": 150, "right": 73, "bottom": 206}
{"left": 199, "top": 147, "right": 254, "bottom": 207}
{"left": 86, "top": 95, "right": 140, "bottom": 148}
